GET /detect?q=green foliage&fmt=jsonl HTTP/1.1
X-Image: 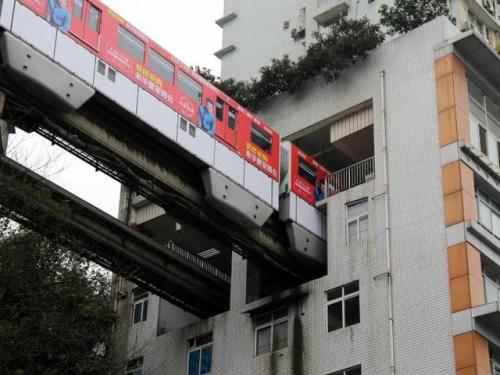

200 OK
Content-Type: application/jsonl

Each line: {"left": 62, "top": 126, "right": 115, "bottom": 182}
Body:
{"left": 0, "top": 228, "right": 115, "bottom": 374}
{"left": 379, "top": 0, "right": 455, "bottom": 35}
{"left": 196, "top": 17, "right": 385, "bottom": 112}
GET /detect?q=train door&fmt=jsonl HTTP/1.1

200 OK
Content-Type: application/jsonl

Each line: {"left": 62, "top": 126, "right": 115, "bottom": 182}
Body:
{"left": 70, "top": 0, "right": 101, "bottom": 50}
{"left": 215, "top": 97, "right": 238, "bottom": 149}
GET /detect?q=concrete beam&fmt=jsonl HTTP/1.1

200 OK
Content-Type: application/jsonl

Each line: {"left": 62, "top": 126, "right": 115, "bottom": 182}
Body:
{"left": 0, "top": 155, "right": 230, "bottom": 317}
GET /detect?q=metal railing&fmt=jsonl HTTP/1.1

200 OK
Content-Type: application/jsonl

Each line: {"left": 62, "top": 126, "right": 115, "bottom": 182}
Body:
{"left": 166, "top": 241, "right": 231, "bottom": 284}
{"left": 325, "top": 157, "right": 375, "bottom": 197}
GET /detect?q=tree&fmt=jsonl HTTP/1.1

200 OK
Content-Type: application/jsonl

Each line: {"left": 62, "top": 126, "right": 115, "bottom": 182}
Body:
{"left": 196, "top": 17, "right": 385, "bottom": 112}
{"left": 379, "top": 0, "right": 455, "bottom": 35}
{"left": 0, "top": 225, "right": 115, "bottom": 374}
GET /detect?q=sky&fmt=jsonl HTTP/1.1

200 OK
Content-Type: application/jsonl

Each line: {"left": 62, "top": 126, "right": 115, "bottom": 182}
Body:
{"left": 7, "top": 0, "right": 223, "bottom": 218}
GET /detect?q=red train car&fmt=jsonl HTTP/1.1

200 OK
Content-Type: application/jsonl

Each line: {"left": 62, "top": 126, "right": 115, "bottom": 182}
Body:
{"left": 281, "top": 142, "right": 329, "bottom": 206}
{"left": 18, "top": 0, "right": 280, "bottom": 181}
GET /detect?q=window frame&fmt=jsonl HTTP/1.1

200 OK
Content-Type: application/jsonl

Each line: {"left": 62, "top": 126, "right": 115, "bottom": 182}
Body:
{"left": 178, "top": 70, "right": 202, "bottom": 103}
{"left": 187, "top": 333, "right": 213, "bottom": 375}
{"left": 326, "top": 281, "right": 360, "bottom": 332}
{"left": 126, "top": 356, "right": 143, "bottom": 375}
{"left": 216, "top": 97, "right": 224, "bottom": 122}
{"left": 298, "top": 157, "right": 317, "bottom": 186}
{"left": 329, "top": 365, "right": 362, "bottom": 375}
{"left": 72, "top": 0, "right": 83, "bottom": 19}
{"left": 117, "top": 25, "right": 146, "bottom": 63}
{"left": 476, "top": 189, "right": 500, "bottom": 239}
{"left": 131, "top": 287, "right": 149, "bottom": 325}
{"left": 346, "top": 199, "right": 369, "bottom": 245}
{"left": 148, "top": 48, "right": 175, "bottom": 85}
{"left": 250, "top": 122, "right": 273, "bottom": 155}
{"left": 87, "top": 4, "right": 101, "bottom": 32}
{"left": 254, "top": 308, "right": 288, "bottom": 356}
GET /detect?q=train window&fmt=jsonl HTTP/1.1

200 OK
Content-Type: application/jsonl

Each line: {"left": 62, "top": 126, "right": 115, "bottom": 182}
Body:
{"left": 97, "top": 60, "right": 106, "bottom": 75}
{"left": 298, "top": 157, "right": 317, "bottom": 185}
{"left": 72, "top": 0, "right": 83, "bottom": 19}
{"left": 118, "top": 26, "right": 145, "bottom": 63}
{"left": 178, "top": 70, "right": 202, "bottom": 103}
{"left": 228, "top": 107, "right": 237, "bottom": 129}
{"left": 251, "top": 123, "right": 272, "bottom": 154}
{"left": 88, "top": 5, "right": 101, "bottom": 32}
{"left": 149, "top": 49, "right": 174, "bottom": 84}
{"left": 216, "top": 98, "right": 224, "bottom": 121}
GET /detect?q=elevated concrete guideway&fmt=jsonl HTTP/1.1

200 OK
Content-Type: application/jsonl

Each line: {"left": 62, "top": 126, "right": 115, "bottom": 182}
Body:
{"left": 0, "top": 84, "right": 315, "bottom": 280}
{"left": 0, "top": 155, "right": 230, "bottom": 317}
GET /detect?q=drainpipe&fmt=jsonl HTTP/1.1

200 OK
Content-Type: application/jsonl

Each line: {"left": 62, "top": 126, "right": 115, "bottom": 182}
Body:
{"left": 380, "top": 70, "right": 396, "bottom": 375}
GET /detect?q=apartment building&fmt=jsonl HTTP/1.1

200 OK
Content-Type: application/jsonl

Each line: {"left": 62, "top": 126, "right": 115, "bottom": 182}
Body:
{"left": 216, "top": 0, "right": 500, "bottom": 81}
{"left": 111, "top": 6, "right": 500, "bottom": 375}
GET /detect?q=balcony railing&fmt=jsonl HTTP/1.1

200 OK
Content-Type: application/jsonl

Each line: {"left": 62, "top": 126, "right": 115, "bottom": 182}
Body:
{"left": 325, "top": 157, "right": 375, "bottom": 197}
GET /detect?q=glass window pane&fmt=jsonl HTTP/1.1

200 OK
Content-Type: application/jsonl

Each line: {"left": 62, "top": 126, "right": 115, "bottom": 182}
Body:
{"left": 484, "top": 276, "right": 499, "bottom": 303}
{"left": 256, "top": 326, "right": 271, "bottom": 355}
{"left": 478, "top": 200, "right": 492, "bottom": 230}
{"left": 298, "top": 157, "right": 317, "bottom": 185}
{"left": 273, "top": 321, "right": 288, "bottom": 350}
{"left": 273, "top": 309, "right": 288, "bottom": 321}
{"left": 347, "top": 200, "right": 368, "bottom": 220}
{"left": 327, "top": 287, "right": 342, "bottom": 301}
{"left": 142, "top": 300, "right": 148, "bottom": 322}
{"left": 216, "top": 98, "right": 224, "bottom": 121}
{"left": 479, "top": 125, "right": 488, "bottom": 155}
{"left": 344, "top": 296, "right": 360, "bottom": 327}
{"left": 359, "top": 216, "right": 368, "bottom": 240}
{"left": 73, "top": 0, "right": 83, "bottom": 19}
{"left": 344, "top": 281, "right": 359, "bottom": 295}
{"left": 348, "top": 220, "right": 358, "bottom": 244}
{"left": 255, "top": 313, "right": 272, "bottom": 327}
{"left": 88, "top": 6, "right": 101, "bottom": 32}
{"left": 228, "top": 107, "right": 237, "bottom": 130}
{"left": 200, "top": 345, "right": 212, "bottom": 374}
{"left": 178, "top": 70, "right": 202, "bottom": 103}
{"left": 327, "top": 301, "right": 343, "bottom": 332}
{"left": 133, "top": 303, "right": 142, "bottom": 324}
{"left": 149, "top": 49, "right": 174, "bottom": 84}
{"left": 251, "top": 123, "right": 272, "bottom": 154}
{"left": 345, "top": 366, "right": 362, "bottom": 375}
{"left": 188, "top": 350, "right": 200, "bottom": 375}
{"left": 492, "top": 211, "right": 500, "bottom": 238}
{"left": 118, "top": 26, "right": 145, "bottom": 62}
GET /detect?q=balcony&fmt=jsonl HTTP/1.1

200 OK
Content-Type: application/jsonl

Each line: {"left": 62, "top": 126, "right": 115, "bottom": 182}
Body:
{"left": 325, "top": 157, "right": 374, "bottom": 197}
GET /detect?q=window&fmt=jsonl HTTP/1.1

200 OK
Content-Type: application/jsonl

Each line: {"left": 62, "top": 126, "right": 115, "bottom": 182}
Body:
{"left": 479, "top": 124, "right": 488, "bottom": 155}
{"left": 72, "top": 0, "right": 83, "bottom": 19}
{"left": 216, "top": 98, "right": 224, "bottom": 121}
{"left": 228, "top": 107, "right": 237, "bottom": 130}
{"left": 329, "top": 365, "right": 362, "bottom": 375}
{"left": 118, "top": 26, "right": 145, "bottom": 62}
{"left": 251, "top": 123, "right": 272, "bottom": 154}
{"left": 327, "top": 281, "right": 360, "bottom": 332}
{"left": 88, "top": 5, "right": 101, "bottom": 32}
{"left": 126, "top": 357, "right": 143, "bottom": 375}
{"left": 477, "top": 190, "right": 500, "bottom": 238}
{"left": 187, "top": 333, "right": 212, "bottom": 375}
{"left": 255, "top": 308, "right": 288, "bottom": 355}
{"left": 132, "top": 287, "right": 148, "bottom": 324}
{"left": 149, "top": 49, "right": 174, "bottom": 84}
{"left": 298, "top": 157, "right": 317, "bottom": 185}
{"left": 483, "top": 270, "right": 500, "bottom": 303}
{"left": 347, "top": 199, "right": 368, "bottom": 244}
{"left": 178, "top": 70, "right": 202, "bottom": 103}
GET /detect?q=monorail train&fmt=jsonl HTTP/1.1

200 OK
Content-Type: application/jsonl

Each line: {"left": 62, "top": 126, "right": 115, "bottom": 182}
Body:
{"left": 0, "top": 0, "right": 330, "bottom": 263}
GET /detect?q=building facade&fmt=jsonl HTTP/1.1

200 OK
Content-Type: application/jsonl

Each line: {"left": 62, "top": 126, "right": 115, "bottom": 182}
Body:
{"left": 216, "top": 0, "right": 500, "bottom": 81}
{"left": 112, "top": 3, "right": 500, "bottom": 375}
